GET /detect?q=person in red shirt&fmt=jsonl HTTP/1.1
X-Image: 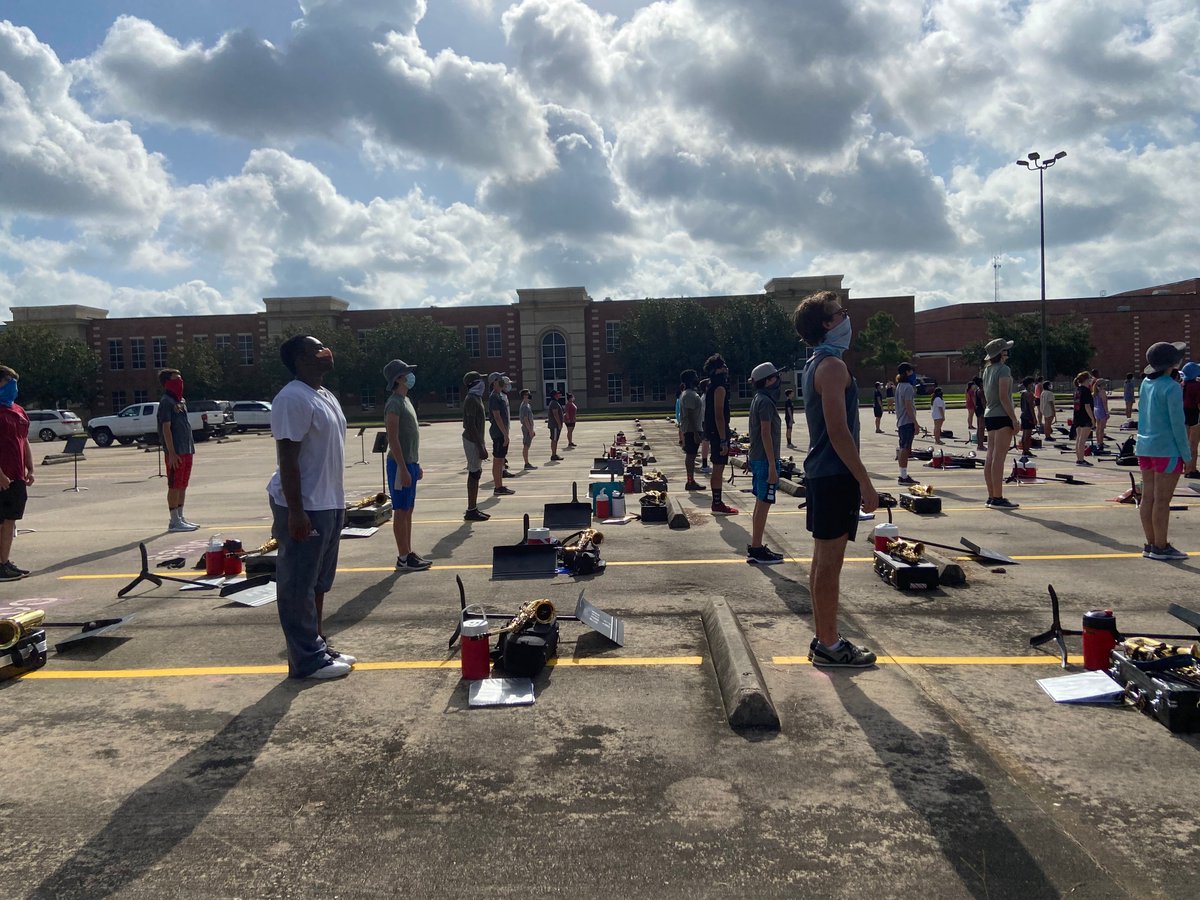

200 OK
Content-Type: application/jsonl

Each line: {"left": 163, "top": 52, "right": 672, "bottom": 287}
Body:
{"left": 1182, "top": 361, "right": 1200, "bottom": 479}
{"left": 0, "top": 365, "right": 35, "bottom": 581}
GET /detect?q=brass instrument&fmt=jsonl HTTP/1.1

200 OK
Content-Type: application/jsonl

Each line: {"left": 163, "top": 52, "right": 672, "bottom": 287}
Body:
{"left": 492, "top": 598, "right": 557, "bottom": 636}
{"left": 563, "top": 528, "right": 604, "bottom": 551}
{"left": 0, "top": 610, "right": 45, "bottom": 651}
{"left": 238, "top": 537, "right": 278, "bottom": 558}
{"left": 346, "top": 491, "right": 388, "bottom": 510}
{"left": 643, "top": 490, "right": 667, "bottom": 506}
{"left": 885, "top": 539, "right": 926, "bottom": 565}
{"left": 908, "top": 483, "right": 935, "bottom": 498}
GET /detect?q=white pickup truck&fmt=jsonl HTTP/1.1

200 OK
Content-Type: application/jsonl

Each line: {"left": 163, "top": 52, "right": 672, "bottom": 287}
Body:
{"left": 87, "top": 402, "right": 211, "bottom": 448}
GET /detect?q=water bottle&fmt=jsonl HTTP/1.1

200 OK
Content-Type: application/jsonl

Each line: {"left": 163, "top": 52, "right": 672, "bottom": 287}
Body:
{"left": 1082, "top": 609, "right": 1119, "bottom": 671}
{"left": 205, "top": 533, "right": 225, "bottom": 576}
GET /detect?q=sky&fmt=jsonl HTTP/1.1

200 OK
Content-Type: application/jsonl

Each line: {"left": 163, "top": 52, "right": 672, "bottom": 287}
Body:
{"left": 0, "top": 0, "right": 1197, "bottom": 321}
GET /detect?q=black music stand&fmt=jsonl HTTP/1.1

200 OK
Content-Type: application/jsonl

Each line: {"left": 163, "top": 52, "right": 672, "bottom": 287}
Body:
{"left": 350, "top": 426, "right": 369, "bottom": 465}
{"left": 148, "top": 440, "right": 165, "bottom": 479}
{"left": 62, "top": 435, "right": 89, "bottom": 493}
{"left": 372, "top": 431, "right": 389, "bottom": 492}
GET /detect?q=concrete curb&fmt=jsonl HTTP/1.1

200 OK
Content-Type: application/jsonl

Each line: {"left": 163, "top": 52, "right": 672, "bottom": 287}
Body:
{"left": 922, "top": 548, "right": 968, "bottom": 586}
{"left": 777, "top": 476, "right": 804, "bottom": 497}
{"left": 41, "top": 453, "right": 86, "bottom": 465}
{"left": 667, "top": 496, "right": 690, "bottom": 529}
{"left": 701, "top": 598, "right": 781, "bottom": 731}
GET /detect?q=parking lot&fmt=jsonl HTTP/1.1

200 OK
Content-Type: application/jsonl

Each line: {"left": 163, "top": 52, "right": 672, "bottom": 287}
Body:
{"left": 3, "top": 407, "right": 1199, "bottom": 898}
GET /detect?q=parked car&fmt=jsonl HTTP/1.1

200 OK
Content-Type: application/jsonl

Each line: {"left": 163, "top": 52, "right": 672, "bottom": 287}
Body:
{"left": 914, "top": 375, "right": 939, "bottom": 395}
{"left": 26, "top": 409, "right": 84, "bottom": 442}
{"left": 231, "top": 400, "right": 272, "bottom": 431}
{"left": 189, "top": 399, "right": 235, "bottom": 436}
{"left": 87, "top": 403, "right": 210, "bottom": 447}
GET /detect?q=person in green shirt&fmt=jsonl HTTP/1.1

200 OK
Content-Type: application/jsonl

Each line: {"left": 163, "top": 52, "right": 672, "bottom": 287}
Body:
{"left": 384, "top": 359, "right": 431, "bottom": 571}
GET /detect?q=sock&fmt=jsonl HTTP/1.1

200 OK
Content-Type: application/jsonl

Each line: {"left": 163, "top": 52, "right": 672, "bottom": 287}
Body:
{"left": 712, "top": 488, "right": 723, "bottom": 506}
{"left": 899, "top": 466, "right": 908, "bottom": 478}
{"left": 169, "top": 506, "right": 180, "bottom": 523}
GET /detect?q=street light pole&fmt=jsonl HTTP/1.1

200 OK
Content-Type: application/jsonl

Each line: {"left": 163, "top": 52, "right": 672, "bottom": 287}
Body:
{"left": 1016, "top": 151, "right": 1066, "bottom": 380}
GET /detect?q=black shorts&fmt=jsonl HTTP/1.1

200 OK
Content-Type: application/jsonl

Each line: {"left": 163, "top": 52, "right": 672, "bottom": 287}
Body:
{"left": 1020, "top": 416, "right": 1036, "bottom": 430}
{"left": 683, "top": 432, "right": 701, "bottom": 455}
{"left": 1186, "top": 408, "right": 1199, "bottom": 427}
{"left": 0, "top": 480, "right": 28, "bottom": 522}
{"left": 805, "top": 473, "right": 861, "bottom": 541}
{"left": 985, "top": 415, "right": 1015, "bottom": 432}
{"left": 1074, "top": 410, "right": 1093, "bottom": 429}
{"left": 490, "top": 430, "right": 508, "bottom": 459}
{"left": 706, "top": 434, "right": 729, "bottom": 466}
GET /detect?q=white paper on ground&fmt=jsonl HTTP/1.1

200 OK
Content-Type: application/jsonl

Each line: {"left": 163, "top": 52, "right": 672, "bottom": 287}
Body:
{"left": 227, "top": 583, "right": 277, "bottom": 607}
{"left": 600, "top": 515, "right": 637, "bottom": 524}
{"left": 1037, "top": 670, "right": 1123, "bottom": 704}
{"left": 340, "top": 526, "right": 379, "bottom": 538}
{"left": 468, "top": 677, "right": 535, "bottom": 707}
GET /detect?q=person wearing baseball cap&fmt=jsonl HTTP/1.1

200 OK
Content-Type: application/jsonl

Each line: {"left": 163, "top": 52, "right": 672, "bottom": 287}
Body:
{"left": 461, "top": 371, "right": 490, "bottom": 521}
{"left": 487, "top": 372, "right": 514, "bottom": 495}
{"left": 383, "top": 359, "right": 431, "bottom": 570}
{"left": 745, "top": 362, "right": 784, "bottom": 564}
{"left": 981, "top": 338, "right": 1019, "bottom": 509}
{"left": 1136, "top": 341, "right": 1190, "bottom": 561}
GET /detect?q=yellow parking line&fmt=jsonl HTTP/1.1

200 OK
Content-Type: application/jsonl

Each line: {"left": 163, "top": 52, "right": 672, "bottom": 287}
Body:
{"left": 774, "top": 655, "right": 1083, "bottom": 665}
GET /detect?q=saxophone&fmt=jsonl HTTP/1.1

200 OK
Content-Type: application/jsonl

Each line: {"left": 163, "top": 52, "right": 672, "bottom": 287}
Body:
{"left": 493, "top": 599, "right": 557, "bottom": 636}
{"left": 909, "top": 483, "right": 935, "bottom": 498}
{"left": 886, "top": 539, "right": 926, "bottom": 564}
{"left": 0, "top": 610, "right": 45, "bottom": 651}
{"left": 346, "top": 491, "right": 388, "bottom": 510}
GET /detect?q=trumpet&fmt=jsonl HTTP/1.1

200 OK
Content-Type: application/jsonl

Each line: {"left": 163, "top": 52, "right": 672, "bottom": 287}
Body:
{"left": 493, "top": 599, "right": 557, "bottom": 636}
{"left": 0, "top": 610, "right": 45, "bottom": 651}
{"left": 886, "top": 539, "right": 926, "bottom": 564}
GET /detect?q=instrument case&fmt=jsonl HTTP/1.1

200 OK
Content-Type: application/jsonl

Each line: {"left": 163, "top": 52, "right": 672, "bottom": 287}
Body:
{"left": 346, "top": 500, "right": 393, "bottom": 527}
{"left": 899, "top": 492, "right": 942, "bottom": 514}
{"left": 639, "top": 495, "right": 669, "bottom": 522}
{"left": 873, "top": 551, "right": 938, "bottom": 591}
{"left": 1108, "top": 650, "right": 1200, "bottom": 733}
{"left": 1, "top": 628, "right": 48, "bottom": 680}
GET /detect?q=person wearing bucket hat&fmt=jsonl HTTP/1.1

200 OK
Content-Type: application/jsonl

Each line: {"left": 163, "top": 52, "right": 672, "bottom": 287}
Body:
{"left": 1182, "top": 361, "right": 1200, "bottom": 479}
{"left": 1136, "top": 341, "right": 1190, "bottom": 560}
{"left": 981, "top": 338, "right": 1019, "bottom": 509}
{"left": 461, "top": 371, "right": 490, "bottom": 521}
{"left": 383, "top": 360, "right": 431, "bottom": 570}
{"left": 745, "top": 362, "right": 784, "bottom": 564}
{"left": 487, "top": 372, "right": 514, "bottom": 495}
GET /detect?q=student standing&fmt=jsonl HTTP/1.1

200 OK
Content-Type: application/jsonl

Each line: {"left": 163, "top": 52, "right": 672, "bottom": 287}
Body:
{"left": 746, "top": 362, "right": 785, "bottom": 563}
{"left": 564, "top": 392, "right": 578, "bottom": 448}
{"left": 488, "top": 372, "right": 514, "bottom": 495}
{"left": 1183, "top": 362, "right": 1200, "bottom": 479}
{"left": 1040, "top": 381, "right": 1056, "bottom": 439}
{"left": 679, "top": 369, "right": 705, "bottom": 491}
{"left": 965, "top": 378, "right": 977, "bottom": 433}
{"left": 872, "top": 382, "right": 884, "bottom": 433}
{"left": 0, "top": 365, "right": 33, "bottom": 582}
{"left": 1136, "top": 342, "right": 1190, "bottom": 561}
{"left": 384, "top": 359, "right": 430, "bottom": 571}
{"left": 546, "top": 389, "right": 565, "bottom": 461}
{"left": 981, "top": 338, "right": 1018, "bottom": 509}
{"left": 1123, "top": 373, "right": 1136, "bottom": 419}
{"left": 1093, "top": 379, "right": 1111, "bottom": 450}
{"left": 461, "top": 371, "right": 490, "bottom": 522}
{"left": 894, "top": 363, "right": 918, "bottom": 485}
{"left": 157, "top": 367, "right": 200, "bottom": 533}
{"left": 1019, "top": 377, "right": 1037, "bottom": 456}
{"left": 1073, "top": 372, "right": 1096, "bottom": 466}
{"left": 930, "top": 387, "right": 946, "bottom": 444}
{"left": 518, "top": 389, "right": 537, "bottom": 470}
{"left": 703, "top": 354, "right": 738, "bottom": 515}
{"left": 783, "top": 388, "right": 796, "bottom": 449}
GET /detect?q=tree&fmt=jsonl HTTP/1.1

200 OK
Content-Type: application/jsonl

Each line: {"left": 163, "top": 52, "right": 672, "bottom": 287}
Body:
{"left": 361, "top": 315, "right": 468, "bottom": 401}
{"left": 711, "top": 296, "right": 800, "bottom": 379}
{"left": 961, "top": 312, "right": 1095, "bottom": 379}
{"left": 617, "top": 299, "right": 715, "bottom": 387}
{"left": 854, "top": 312, "right": 911, "bottom": 381}
{"left": 0, "top": 325, "right": 101, "bottom": 408}
{"left": 166, "top": 340, "right": 223, "bottom": 399}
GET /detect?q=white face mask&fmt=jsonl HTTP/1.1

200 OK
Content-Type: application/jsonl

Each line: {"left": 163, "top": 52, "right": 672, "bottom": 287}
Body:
{"left": 501, "top": 377, "right": 512, "bottom": 391}
{"left": 824, "top": 315, "right": 853, "bottom": 352}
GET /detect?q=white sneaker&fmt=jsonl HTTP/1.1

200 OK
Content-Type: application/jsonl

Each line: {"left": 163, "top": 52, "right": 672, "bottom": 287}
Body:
{"left": 306, "top": 660, "right": 352, "bottom": 680}
{"left": 326, "top": 648, "right": 357, "bottom": 666}
{"left": 168, "top": 520, "right": 199, "bottom": 533}
{"left": 180, "top": 514, "right": 201, "bottom": 528}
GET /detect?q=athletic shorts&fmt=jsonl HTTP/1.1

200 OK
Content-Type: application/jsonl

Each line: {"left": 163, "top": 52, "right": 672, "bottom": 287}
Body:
{"left": 548, "top": 424, "right": 562, "bottom": 442}
{"left": 873, "top": 404, "right": 883, "bottom": 418}
{"left": 387, "top": 458, "right": 421, "bottom": 511}
{"left": 1138, "top": 456, "right": 1185, "bottom": 474}
{"left": 1186, "top": 408, "right": 1199, "bottom": 427}
{"left": 985, "top": 415, "right": 1015, "bottom": 432}
{"left": 167, "top": 452, "right": 194, "bottom": 490}
{"left": 521, "top": 425, "right": 533, "bottom": 448}
{"left": 897, "top": 423, "right": 915, "bottom": 450}
{"left": 490, "top": 429, "right": 508, "bottom": 460}
{"left": 805, "top": 473, "right": 861, "bottom": 541}
{"left": 462, "top": 436, "right": 483, "bottom": 473}
{"left": 682, "top": 432, "right": 701, "bottom": 455}
{"left": 706, "top": 434, "right": 729, "bottom": 466}
{"left": 1020, "top": 415, "right": 1037, "bottom": 430}
{"left": 0, "top": 480, "right": 28, "bottom": 522}
{"left": 750, "top": 458, "right": 777, "bottom": 504}
{"left": 1075, "top": 410, "right": 1093, "bottom": 429}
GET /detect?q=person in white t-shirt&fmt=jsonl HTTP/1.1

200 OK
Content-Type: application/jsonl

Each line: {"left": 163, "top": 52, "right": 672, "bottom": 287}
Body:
{"left": 930, "top": 388, "right": 947, "bottom": 444}
{"left": 266, "top": 335, "right": 354, "bottom": 680}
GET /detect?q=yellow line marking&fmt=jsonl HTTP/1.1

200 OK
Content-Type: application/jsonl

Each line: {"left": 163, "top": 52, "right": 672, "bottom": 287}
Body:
{"left": 774, "top": 655, "right": 1084, "bottom": 666}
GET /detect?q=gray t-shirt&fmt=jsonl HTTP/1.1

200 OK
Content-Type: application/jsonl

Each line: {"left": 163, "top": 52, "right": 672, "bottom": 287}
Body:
{"left": 488, "top": 391, "right": 509, "bottom": 437}
{"left": 157, "top": 394, "right": 194, "bottom": 455}
{"left": 895, "top": 381, "right": 916, "bottom": 428}
{"left": 747, "top": 392, "right": 781, "bottom": 462}
{"left": 983, "top": 363, "right": 1012, "bottom": 418}
{"left": 679, "top": 389, "right": 703, "bottom": 434}
{"left": 519, "top": 400, "right": 534, "bottom": 432}
{"left": 385, "top": 392, "right": 419, "bottom": 465}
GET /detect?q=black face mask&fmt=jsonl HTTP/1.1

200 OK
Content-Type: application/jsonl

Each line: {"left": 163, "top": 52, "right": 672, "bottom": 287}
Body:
{"left": 710, "top": 372, "right": 728, "bottom": 387}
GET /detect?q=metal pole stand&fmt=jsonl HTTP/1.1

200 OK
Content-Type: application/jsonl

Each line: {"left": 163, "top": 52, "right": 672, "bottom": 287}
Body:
{"left": 62, "top": 435, "right": 89, "bottom": 493}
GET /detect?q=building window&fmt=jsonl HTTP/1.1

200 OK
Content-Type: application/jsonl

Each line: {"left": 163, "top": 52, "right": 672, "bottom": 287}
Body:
{"left": 193, "top": 334, "right": 207, "bottom": 343}
{"left": 629, "top": 381, "right": 645, "bottom": 403}
{"left": 111, "top": 390, "right": 127, "bottom": 410}
{"left": 541, "top": 331, "right": 567, "bottom": 399}
{"left": 606, "top": 321, "right": 620, "bottom": 353}
{"left": 464, "top": 326, "right": 480, "bottom": 358}
{"left": 445, "top": 385, "right": 461, "bottom": 406}
{"left": 152, "top": 337, "right": 168, "bottom": 369}
{"left": 650, "top": 381, "right": 666, "bottom": 402}
{"left": 129, "top": 337, "right": 146, "bottom": 370}
{"left": 360, "top": 387, "right": 376, "bottom": 408}
{"left": 608, "top": 373, "right": 623, "bottom": 404}
{"left": 215, "top": 334, "right": 232, "bottom": 352}
{"left": 357, "top": 329, "right": 370, "bottom": 345}
{"left": 238, "top": 334, "right": 254, "bottom": 365}
{"left": 133, "top": 389, "right": 149, "bottom": 404}
{"left": 737, "top": 376, "right": 752, "bottom": 400}
{"left": 108, "top": 339, "right": 124, "bottom": 371}
{"left": 486, "top": 325, "right": 502, "bottom": 357}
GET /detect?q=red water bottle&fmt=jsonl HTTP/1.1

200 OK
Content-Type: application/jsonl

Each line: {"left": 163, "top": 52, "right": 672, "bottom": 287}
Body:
{"left": 624, "top": 473, "right": 634, "bottom": 493}
{"left": 1082, "top": 609, "right": 1118, "bottom": 670}
{"left": 460, "top": 607, "right": 491, "bottom": 680}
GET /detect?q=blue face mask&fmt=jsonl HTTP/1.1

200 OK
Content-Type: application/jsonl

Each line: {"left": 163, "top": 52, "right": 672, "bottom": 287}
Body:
{"left": 907, "top": 373, "right": 917, "bottom": 385}
{"left": 816, "top": 315, "right": 853, "bottom": 358}
{"left": 404, "top": 372, "right": 416, "bottom": 389}
{"left": 0, "top": 379, "right": 16, "bottom": 407}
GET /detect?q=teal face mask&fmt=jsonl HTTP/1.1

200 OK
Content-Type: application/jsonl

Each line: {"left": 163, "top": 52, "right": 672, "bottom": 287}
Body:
{"left": 404, "top": 372, "right": 416, "bottom": 389}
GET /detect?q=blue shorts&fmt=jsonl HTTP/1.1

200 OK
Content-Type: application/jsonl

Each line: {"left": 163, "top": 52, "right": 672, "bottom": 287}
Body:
{"left": 750, "top": 458, "right": 777, "bottom": 504}
{"left": 898, "top": 423, "right": 916, "bottom": 450}
{"left": 387, "top": 458, "right": 421, "bottom": 511}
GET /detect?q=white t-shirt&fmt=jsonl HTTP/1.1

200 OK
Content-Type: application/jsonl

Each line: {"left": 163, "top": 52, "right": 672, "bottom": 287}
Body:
{"left": 266, "top": 380, "right": 347, "bottom": 511}
{"left": 931, "top": 396, "right": 946, "bottom": 421}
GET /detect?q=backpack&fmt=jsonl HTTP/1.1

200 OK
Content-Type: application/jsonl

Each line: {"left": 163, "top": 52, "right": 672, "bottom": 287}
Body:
{"left": 494, "top": 621, "right": 559, "bottom": 677}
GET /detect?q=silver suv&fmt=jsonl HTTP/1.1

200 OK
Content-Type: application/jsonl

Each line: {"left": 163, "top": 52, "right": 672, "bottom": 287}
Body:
{"left": 26, "top": 409, "right": 84, "bottom": 442}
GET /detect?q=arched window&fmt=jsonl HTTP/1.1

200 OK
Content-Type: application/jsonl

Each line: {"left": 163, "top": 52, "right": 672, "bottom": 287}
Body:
{"left": 541, "top": 331, "right": 567, "bottom": 402}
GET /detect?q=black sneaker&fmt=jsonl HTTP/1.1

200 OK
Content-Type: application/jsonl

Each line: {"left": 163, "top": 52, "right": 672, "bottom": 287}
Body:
{"left": 406, "top": 552, "right": 432, "bottom": 570}
{"left": 502, "top": 469, "right": 516, "bottom": 478}
{"left": 523, "top": 463, "right": 538, "bottom": 470}
{"left": 550, "top": 455, "right": 564, "bottom": 461}
{"left": 493, "top": 486, "right": 515, "bottom": 495}
{"left": 811, "top": 638, "right": 877, "bottom": 668}
{"left": 8, "top": 561, "right": 30, "bottom": 575}
{"left": 1186, "top": 471, "right": 1200, "bottom": 479}
{"left": 897, "top": 475, "right": 918, "bottom": 486}
{"left": 684, "top": 481, "right": 705, "bottom": 491}
{"left": 464, "top": 508, "right": 490, "bottom": 521}
{"left": 1142, "top": 543, "right": 1152, "bottom": 558}
{"left": 0, "top": 562, "right": 24, "bottom": 581}
{"left": 1076, "top": 459, "right": 1093, "bottom": 467}
{"left": 395, "top": 555, "right": 408, "bottom": 570}
{"left": 746, "top": 545, "right": 784, "bottom": 565}
{"left": 989, "top": 497, "right": 1019, "bottom": 509}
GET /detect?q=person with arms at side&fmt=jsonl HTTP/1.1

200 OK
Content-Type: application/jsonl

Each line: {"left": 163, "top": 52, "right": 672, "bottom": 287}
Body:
{"left": 1040, "top": 380, "right": 1056, "bottom": 440}
{"left": 783, "top": 387, "right": 796, "bottom": 449}
{"left": 793, "top": 292, "right": 879, "bottom": 667}
{"left": 930, "top": 387, "right": 946, "bottom": 444}
{"left": 894, "top": 362, "right": 919, "bottom": 486}
{"left": 1019, "top": 377, "right": 1037, "bottom": 456}
{"left": 678, "top": 369, "right": 705, "bottom": 492}
{"left": 547, "top": 388, "right": 565, "bottom": 461}
{"left": 703, "top": 354, "right": 738, "bottom": 515}
{"left": 564, "top": 392, "right": 578, "bottom": 448}
{"left": 488, "top": 372, "right": 514, "bottom": 495}
{"left": 981, "top": 338, "right": 1019, "bottom": 508}
{"left": 0, "top": 366, "right": 33, "bottom": 581}
{"left": 1093, "top": 378, "right": 1111, "bottom": 451}
{"left": 965, "top": 377, "right": 977, "bottom": 434}
{"left": 1123, "top": 372, "right": 1136, "bottom": 419}
{"left": 384, "top": 359, "right": 430, "bottom": 571}
{"left": 1182, "top": 361, "right": 1200, "bottom": 479}
{"left": 267, "top": 335, "right": 355, "bottom": 680}
{"left": 697, "top": 379, "right": 711, "bottom": 474}
{"left": 746, "top": 362, "right": 784, "bottom": 564}
{"left": 157, "top": 367, "right": 200, "bottom": 533}
{"left": 518, "top": 388, "right": 537, "bottom": 471}
{"left": 675, "top": 386, "right": 684, "bottom": 447}
{"left": 885, "top": 378, "right": 894, "bottom": 415}
{"left": 461, "top": 371, "right": 490, "bottom": 521}
{"left": 972, "top": 376, "right": 986, "bottom": 451}
{"left": 1136, "top": 342, "right": 1191, "bottom": 561}
{"left": 872, "top": 382, "right": 884, "bottom": 433}
{"left": 1073, "top": 372, "right": 1096, "bottom": 466}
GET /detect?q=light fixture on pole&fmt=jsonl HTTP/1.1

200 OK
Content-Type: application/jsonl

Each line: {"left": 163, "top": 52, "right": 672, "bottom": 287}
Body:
{"left": 1016, "top": 150, "right": 1067, "bottom": 379}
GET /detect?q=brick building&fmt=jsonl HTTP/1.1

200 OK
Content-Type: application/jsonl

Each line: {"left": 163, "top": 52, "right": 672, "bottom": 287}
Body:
{"left": 7, "top": 275, "right": 915, "bottom": 415}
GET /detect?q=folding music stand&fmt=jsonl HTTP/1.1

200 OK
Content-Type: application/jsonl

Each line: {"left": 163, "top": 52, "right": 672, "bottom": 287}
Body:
{"left": 350, "top": 426, "right": 369, "bottom": 465}
{"left": 148, "top": 440, "right": 165, "bottom": 479}
{"left": 62, "top": 435, "right": 89, "bottom": 493}
{"left": 372, "top": 431, "right": 389, "bottom": 492}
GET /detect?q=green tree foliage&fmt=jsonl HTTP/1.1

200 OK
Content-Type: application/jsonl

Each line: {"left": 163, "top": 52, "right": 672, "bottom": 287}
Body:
{"left": 853, "top": 312, "right": 911, "bottom": 380}
{"left": 961, "top": 312, "right": 1095, "bottom": 379}
{"left": 361, "top": 315, "right": 468, "bottom": 400}
{"left": 711, "top": 296, "right": 800, "bottom": 379}
{"left": 617, "top": 299, "right": 716, "bottom": 386}
{"left": 166, "top": 340, "right": 223, "bottom": 399}
{"left": 0, "top": 325, "right": 101, "bottom": 408}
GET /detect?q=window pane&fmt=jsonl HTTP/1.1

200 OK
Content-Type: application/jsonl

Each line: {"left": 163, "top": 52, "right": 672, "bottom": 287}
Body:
{"left": 108, "top": 339, "right": 124, "bottom": 371}
{"left": 133, "top": 389, "right": 148, "bottom": 404}
{"left": 541, "top": 332, "right": 566, "bottom": 381}
{"left": 130, "top": 337, "right": 146, "bottom": 369}
{"left": 238, "top": 334, "right": 254, "bottom": 365}
{"left": 152, "top": 337, "right": 168, "bottom": 369}
{"left": 606, "top": 321, "right": 620, "bottom": 353}
{"left": 112, "top": 390, "right": 126, "bottom": 410}
{"left": 630, "top": 381, "right": 644, "bottom": 403}
{"left": 486, "top": 325, "right": 501, "bottom": 357}
{"left": 464, "top": 326, "right": 480, "bottom": 358}
{"left": 607, "top": 373, "right": 622, "bottom": 404}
